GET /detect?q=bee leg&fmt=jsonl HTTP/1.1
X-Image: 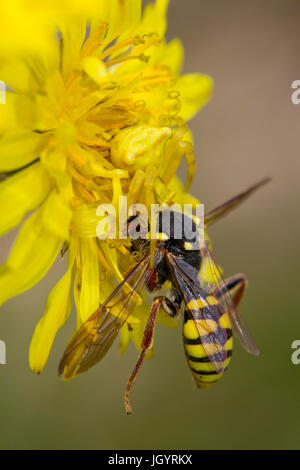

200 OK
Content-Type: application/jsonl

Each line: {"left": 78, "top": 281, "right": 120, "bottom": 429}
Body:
{"left": 124, "top": 296, "right": 179, "bottom": 415}
{"left": 161, "top": 292, "right": 181, "bottom": 317}
{"left": 213, "top": 274, "right": 247, "bottom": 310}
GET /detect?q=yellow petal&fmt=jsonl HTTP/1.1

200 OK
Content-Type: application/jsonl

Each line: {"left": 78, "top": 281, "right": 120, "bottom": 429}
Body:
{"left": 0, "top": 162, "right": 52, "bottom": 236}
{"left": 0, "top": 130, "right": 47, "bottom": 172}
{"left": 91, "top": 0, "right": 142, "bottom": 44}
{"left": 0, "top": 2, "right": 55, "bottom": 56}
{"left": 78, "top": 238, "right": 100, "bottom": 323}
{"left": 119, "top": 324, "right": 131, "bottom": 355}
{"left": 41, "top": 146, "right": 70, "bottom": 188}
{"left": 59, "top": 18, "right": 87, "bottom": 79}
{"left": 73, "top": 266, "right": 82, "bottom": 326}
{"left": 72, "top": 203, "right": 100, "bottom": 238}
{"left": 156, "top": 38, "right": 184, "bottom": 74}
{"left": 41, "top": 190, "right": 72, "bottom": 240}
{"left": 99, "top": 271, "right": 116, "bottom": 304}
{"left": 0, "top": 91, "right": 46, "bottom": 132}
{"left": 101, "top": 243, "right": 124, "bottom": 284}
{"left": 177, "top": 74, "right": 213, "bottom": 121}
{"left": 0, "top": 199, "right": 63, "bottom": 306}
{"left": 29, "top": 236, "right": 78, "bottom": 373}
{"left": 111, "top": 0, "right": 142, "bottom": 40}
{"left": 141, "top": 0, "right": 169, "bottom": 38}
{"left": 168, "top": 175, "right": 200, "bottom": 207}
{"left": 0, "top": 40, "right": 59, "bottom": 93}
{"left": 29, "top": 269, "right": 73, "bottom": 373}
{"left": 0, "top": 57, "right": 40, "bottom": 93}
{"left": 82, "top": 57, "right": 108, "bottom": 84}
{"left": 0, "top": 91, "right": 19, "bottom": 129}
{"left": 0, "top": 90, "right": 57, "bottom": 133}
{"left": 111, "top": 0, "right": 169, "bottom": 77}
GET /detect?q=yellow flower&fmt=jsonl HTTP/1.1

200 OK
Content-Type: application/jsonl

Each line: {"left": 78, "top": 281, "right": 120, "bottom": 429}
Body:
{"left": 0, "top": 1, "right": 102, "bottom": 55}
{"left": 0, "top": 0, "right": 213, "bottom": 374}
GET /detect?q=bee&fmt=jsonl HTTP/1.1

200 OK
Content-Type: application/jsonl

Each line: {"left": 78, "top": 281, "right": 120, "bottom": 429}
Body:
{"left": 59, "top": 178, "right": 270, "bottom": 414}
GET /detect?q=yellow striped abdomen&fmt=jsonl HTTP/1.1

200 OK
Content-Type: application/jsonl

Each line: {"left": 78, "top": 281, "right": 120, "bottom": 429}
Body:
{"left": 183, "top": 309, "right": 233, "bottom": 388}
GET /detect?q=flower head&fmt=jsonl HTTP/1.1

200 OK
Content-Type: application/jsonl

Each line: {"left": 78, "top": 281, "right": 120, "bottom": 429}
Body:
{"left": 0, "top": 0, "right": 213, "bottom": 373}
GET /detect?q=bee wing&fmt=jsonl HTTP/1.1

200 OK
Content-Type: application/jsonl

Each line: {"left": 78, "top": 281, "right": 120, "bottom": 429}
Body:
{"left": 59, "top": 254, "right": 153, "bottom": 380}
{"left": 204, "top": 177, "right": 271, "bottom": 227}
{"left": 165, "top": 252, "right": 229, "bottom": 373}
{"left": 200, "top": 242, "right": 259, "bottom": 356}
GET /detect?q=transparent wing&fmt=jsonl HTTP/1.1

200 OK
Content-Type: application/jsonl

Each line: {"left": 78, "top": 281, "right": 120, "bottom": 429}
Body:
{"left": 204, "top": 177, "right": 271, "bottom": 227}
{"left": 200, "top": 242, "right": 259, "bottom": 356}
{"left": 59, "top": 254, "right": 154, "bottom": 380}
{"left": 165, "top": 252, "right": 229, "bottom": 373}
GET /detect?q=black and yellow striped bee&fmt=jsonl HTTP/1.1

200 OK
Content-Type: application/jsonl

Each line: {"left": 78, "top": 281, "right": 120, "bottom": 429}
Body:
{"left": 59, "top": 178, "right": 270, "bottom": 414}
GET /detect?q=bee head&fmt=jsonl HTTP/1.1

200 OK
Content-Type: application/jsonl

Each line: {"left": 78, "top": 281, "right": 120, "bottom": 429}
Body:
{"left": 156, "top": 210, "right": 201, "bottom": 250}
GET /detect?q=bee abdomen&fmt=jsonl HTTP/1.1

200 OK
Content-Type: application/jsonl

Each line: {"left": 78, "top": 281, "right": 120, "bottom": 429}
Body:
{"left": 183, "top": 311, "right": 233, "bottom": 388}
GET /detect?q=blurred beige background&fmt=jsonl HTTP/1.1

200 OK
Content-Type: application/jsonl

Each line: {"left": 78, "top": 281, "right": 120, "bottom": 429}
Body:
{"left": 0, "top": 0, "right": 300, "bottom": 449}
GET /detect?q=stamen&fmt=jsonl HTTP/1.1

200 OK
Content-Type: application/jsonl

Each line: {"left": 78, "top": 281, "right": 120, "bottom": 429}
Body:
{"left": 140, "top": 70, "right": 170, "bottom": 80}
{"left": 69, "top": 149, "right": 87, "bottom": 166}
{"left": 134, "top": 34, "right": 161, "bottom": 55}
{"left": 104, "top": 34, "right": 157, "bottom": 68}
{"left": 140, "top": 76, "right": 171, "bottom": 86}
{"left": 100, "top": 33, "right": 159, "bottom": 68}
{"left": 100, "top": 36, "right": 135, "bottom": 61}
{"left": 77, "top": 135, "right": 110, "bottom": 148}
{"left": 68, "top": 160, "right": 91, "bottom": 186}
{"left": 105, "top": 54, "right": 149, "bottom": 68}
{"left": 80, "top": 23, "right": 108, "bottom": 59}
{"left": 73, "top": 180, "right": 97, "bottom": 203}
{"left": 80, "top": 145, "right": 115, "bottom": 170}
